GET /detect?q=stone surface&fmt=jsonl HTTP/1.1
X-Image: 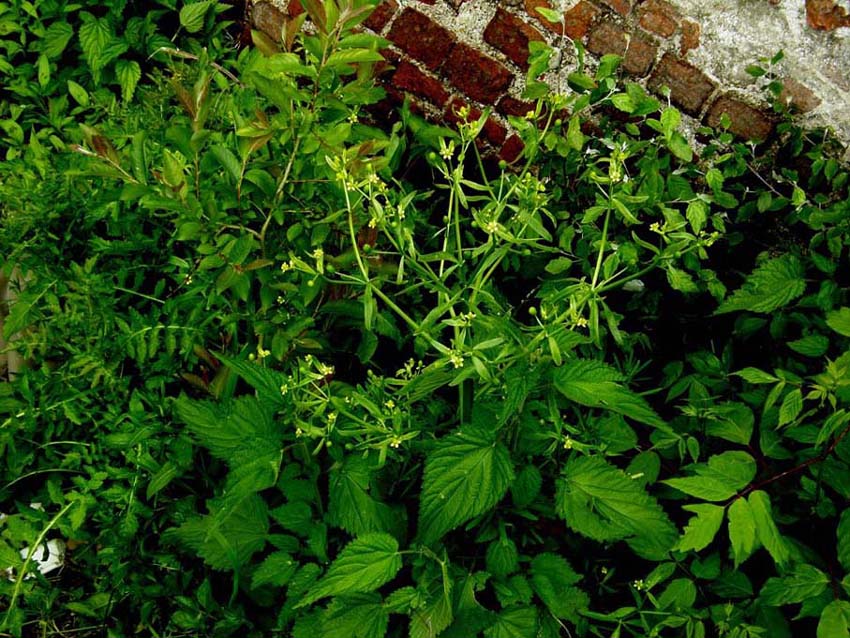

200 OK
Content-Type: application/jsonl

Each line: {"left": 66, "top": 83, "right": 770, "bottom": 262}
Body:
{"left": 598, "top": 0, "right": 633, "bottom": 16}
{"left": 625, "top": 31, "right": 659, "bottom": 75}
{"left": 638, "top": 0, "right": 681, "bottom": 37}
{"left": 706, "top": 94, "right": 774, "bottom": 140}
{"left": 563, "top": 1, "right": 601, "bottom": 40}
{"left": 444, "top": 41, "right": 513, "bottom": 102}
{"left": 680, "top": 19, "right": 700, "bottom": 55}
{"left": 586, "top": 23, "right": 658, "bottom": 76}
{"left": 648, "top": 53, "right": 716, "bottom": 115}
{"left": 392, "top": 60, "right": 451, "bottom": 106}
{"left": 779, "top": 77, "right": 822, "bottom": 113}
{"left": 388, "top": 8, "right": 456, "bottom": 70}
{"left": 586, "top": 22, "right": 628, "bottom": 57}
{"left": 483, "top": 7, "right": 545, "bottom": 69}
{"left": 806, "top": 0, "right": 850, "bottom": 30}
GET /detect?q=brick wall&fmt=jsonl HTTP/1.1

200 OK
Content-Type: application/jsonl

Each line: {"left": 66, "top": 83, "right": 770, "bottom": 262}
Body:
{"left": 254, "top": 0, "right": 850, "bottom": 160}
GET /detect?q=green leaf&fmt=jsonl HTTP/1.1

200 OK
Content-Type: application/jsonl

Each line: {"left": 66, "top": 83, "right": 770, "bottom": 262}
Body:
{"left": 114, "top": 59, "right": 141, "bottom": 102}
{"left": 610, "top": 93, "right": 635, "bottom": 113}
{"left": 733, "top": 367, "right": 779, "bottom": 384}
{"left": 410, "top": 589, "right": 453, "bottom": 638}
{"left": 37, "top": 53, "right": 50, "bottom": 88}
{"left": 418, "top": 427, "right": 514, "bottom": 544}
{"left": 827, "top": 307, "right": 850, "bottom": 337}
{"left": 67, "top": 80, "right": 90, "bottom": 106}
{"left": 749, "top": 490, "right": 789, "bottom": 566}
{"left": 530, "top": 553, "right": 588, "bottom": 621}
{"left": 300, "top": 534, "right": 402, "bottom": 606}
{"left": 686, "top": 200, "right": 707, "bottom": 234}
{"left": 216, "top": 353, "right": 287, "bottom": 409}
{"left": 667, "top": 265, "right": 699, "bottom": 293}
{"left": 760, "top": 564, "right": 829, "bottom": 606}
{"left": 818, "top": 600, "right": 850, "bottom": 638}
{"left": 511, "top": 465, "right": 542, "bottom": 509}
{"left": 211, "top": 144, "right": 242, "bottom": 183}
{"left": 553, "top": 359, "right": 667, "bottom": 429}
{"left": 180, "top": 0, "right": 217, "bottom": 33}
{"left": 78, "top": 14, "right": 112, "bottom": 74}
{"left": 778, "top": 388, "right": 803, "bottom": 427}
{"left": 42, "top": 21, "right": 74, "bottom": 58}
{"left": 486, "top": 538, "right": 519, "bottom": 578}
{"left": 252, "top": 551, "right": 299, "bottom": 589}
{"left": 715, "top": 254, "right": 805, "bottom": 314}
{"left": 676, "top": 504, "right": 725, "bottom": 552}
{"left": 667, "top": 132, "right": 693, "bottom": 162}
{"left": 705, "top": 402, "right": 754, "bottom": 445}
{"left": 321, "top": 593, "right": 389, "bottom": 638}
{"left": 326, "top": 49, "right": 385, "bottom": 66}
{"left": 556, "top": 455, "right": 676, "bottom": 560}
{"left": 838, "top": 509, "right": 850, "bottom": 571}
{"left": 328, "top": 456, "right": 396, "bottom": 536}
{"left": 663, "top": 451, "right": 756, "bottom": 502}
{"left": 485, "top": 606, "right": 538, "bottom": 638}
{"left": 788, "top": 335, "right": 829, "bottom": 357}
{"left": 727, "top": 497, "right": 757, "bottom": 567}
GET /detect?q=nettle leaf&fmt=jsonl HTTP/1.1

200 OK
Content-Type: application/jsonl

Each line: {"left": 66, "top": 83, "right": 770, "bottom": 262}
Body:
{"left": 530, "top": 553, "right": 588, "bottom": 621}
{"left": 217, "top": 353, "right": 287, "bottom": 409}
{"left": 715, "top": 253, "right": 805, "bottom": 314}
{"left": 300, "top": 534, "right": 402, "bottom": 606}
{"left": 511, "top": 465, "right": 542, "bottom": 509}
{"left": 838, "top": 509, "right": 850, "bottom": 571}
{"left": 663, "top": 451, "right": 756, "bottom": 502}
{"left": 321, "top": 593, "right": 389, "bottom": 638}
{"left": 676, "top": 503, "right": 725, "bottom": 553}
{"left": 818, "top": 600, "right": 850, "bottom": 638}
{"left": 760, "top": 564, "right": 829, "bottom": 606}
{"left": 180, "top": 0, "right": 217, "bottom": 33}
{"left": 778, "top": 388, "right": 803, "bottom": 427}
{"left": 486, "top": 538, "right": 520, "bottom": 578}
{"left": 79, "top": 13, "right": 112, "bottom": 68}
{"left": 705, "top": 402, "right": 754, "bottom": 445}
{"left": 418, "top": 427, "right": 514, "bottom": 545}
{"left": 553, "top": 358, "right": 667, "bottom": 429}
{"left": 484, "top": 606, "right": 538, "bottom": 638}
{"left": 788, "top": 335, "right": 830, "bottom": 357}
{"left": 42, "top": 21, "right": 74, "bottom": 58}
{"left": 556, "top": 456, "right": 676, "bottom": 560}
{"left": 749, "top": 490, "right": 789, "bottom": 566}
{"left": 252, "top": 551, "right": 298, "bottom": 589}
{"left": 114, "top": 59, "right": 141, "bottom": 102}
{"left": 410, "top": 589, "right": 453, "bottom": 638}
{"left": 328, "top": 456, "right": 396, "bottom": 536}
{"left": 827, "top": 307, "right": 850, "bottom": 337}
{"left": 727, "top": 497, "right": 757, "bottom": 567}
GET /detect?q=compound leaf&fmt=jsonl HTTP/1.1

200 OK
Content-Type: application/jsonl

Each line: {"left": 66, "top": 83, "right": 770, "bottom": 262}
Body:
{"left": 727, "top": 497, "right": 757, "bottom": 568}
{"left": 663, "top": 451, "right": 756, "bottom": 502}
{"left": 760, "top": 564, "right": 829, "bottom": 606}
{"left": 749, "top": 490, "right": 789, "bottom": 567}
{"left": 676, "top": 504, "right": 725, "bottom": 553}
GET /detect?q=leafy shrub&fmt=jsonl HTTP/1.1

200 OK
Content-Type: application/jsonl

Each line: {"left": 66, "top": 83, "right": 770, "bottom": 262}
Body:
{"left": 2, "top": 1, "right": 850, "bottom": 637}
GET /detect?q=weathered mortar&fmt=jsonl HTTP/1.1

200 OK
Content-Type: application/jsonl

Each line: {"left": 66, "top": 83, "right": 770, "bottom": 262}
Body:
{"left": 259, "top": 0, "right": 850, "bottom": 160}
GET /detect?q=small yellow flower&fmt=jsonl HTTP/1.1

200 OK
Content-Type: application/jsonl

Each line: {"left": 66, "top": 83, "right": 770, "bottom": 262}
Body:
{"left": 384, "top": 399, "right": 396, "bottom": 410}
{"left": 449, "top": 350, "right": 464, "bottom": 369}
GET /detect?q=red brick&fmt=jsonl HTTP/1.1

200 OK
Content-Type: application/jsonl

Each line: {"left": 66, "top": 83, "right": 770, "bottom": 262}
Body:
{"left": 524, "top": 0, "right": 562, "bottom": 33}
{"left": 287, "top": 0, "right": 304, "bottom": 17}
{"left": 599, "top": 0, "right": 633, "bottom": 16}
{"left": 680, "top": 19, "right": 700, "bottom": 56}
{"left": 806, "top": 0, "right": 850, "bottom": 30}
{"left": 364, "top": 0, "right": 397, "bottom": 32}
{"left": 253, "top": 1, "right": 286, "bottom": 40}
{"left": 444, "top": 42, "right": 513, "bottom": 104}
{"left": 648, "top": 53, "right": 716, "bottom": 115}
{"left": 586, "top": 23, "right": 656, "bottom": 76}
{"left": 388, "top": 9, "right": 456, "bottom": 71}
{"left": 444, "top": 98, "right": 508, "bottom": 146}
{"left": 392, "top": 60, "right": 450, "bottom": 106}
{"left": 499, "top": 135, "right": 525, "bottom": 163}
{"left": 638, "top": 0, "right": 680, "bottom": 37}
{"left": 417, "top": 0, "right": 436, "bottom": 4}
{"left": 497, "top": 96, "right": 536, "bottom": 118}
{"left": 706, "top": 95, "right": 774, "bottom": 141}
{"left": 563, "top": 1, "right": 600, "bottom": 40}
{"left": 484, "top": 8, "right": 545, "bottom": 70}
{"left": 779, "top": 77, "right": 821, "bottom": 114}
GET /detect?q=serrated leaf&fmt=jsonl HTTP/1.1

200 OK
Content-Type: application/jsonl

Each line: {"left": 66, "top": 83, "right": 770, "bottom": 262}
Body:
{"left": 410, "top": 589, "right": 453, "bottom": 638}
{"left": 42, "top": 21, "right": 74, "bottom": 58}
{"left": 778, "top": 388, "right": 803, "bottom": 427}
{"left": 749, "top": 490, "right": 789, "bottom": 566}
{"left": 733, "top": 367, "right": 778, "bottom": 384}
{"left": 667, "top": 265, "right": 699, "bottom": 293}
{"left": 663, "top": 451, "right": 756, "bottom": 502}
{"left": 79, "top": 14, "right": 111, "bottom": 69}
{"left": 300, "top": 534, "right": 401, "bottom": 606}
{"left": 818, "top": 600, "right": 850, "bottom": 638}
{"left": 838, "top": 509, "right": 850, "bottom": 571}
{"left": 705, "top": 402, "right": 754, "bottom": 445}
{"left": 760, "top": 564, "right": 828, "bottom": 606}
{"left": 686, "top": 200, "right": 707, "bottom": 234}
{"left": 252, "top": 551, "right": 298, "bottom": 588}
{"left": 486, "top": 538, "right": 519, "bottom": 578}
{"left": 328, "top": 456, "right": 396, "bottom": 535}
{"left": 180, "top": 0, "right": 217, "bottom": 33}
{"left": 715, "top": 254, "right": 805, "bottom": 314}
{"left": 553, "top": 359, "right": 666, "bottom": 429}
{"left": 418, "top": 427, "right": 514, "bottom": 544}
{"left": 485, "top": 606, "right": 538, "bottom": 638}
{"left": 827, "top": 307, "right": 850, "bottom": 337}
{"left": 788, "top": 335, "right": 829, "bottom": 357}
{"left": 556, "top": 456, "right": 676, "bottom": 560}
{"left": 216, "top": 353, "right": 287, "bottom": 409}
{"left": 667, "top": 132, "right": 693, "bottom": 162}
{"left": 114, "top": 59, "right": 141, "bottom": 102}
{"left": 530, "top": 553, "right": 587, "bottom": 621}
{"left": 727, "top": 497, "right": 757, "bottom": 567}
{"left": 321, "top": 593, "right": 389, "bottom": 638}
{"left": 511, "top": 465, "right": 542, "bottom": 509}
{"left": 676, "top": 504, "right": 725, "bottom": 552}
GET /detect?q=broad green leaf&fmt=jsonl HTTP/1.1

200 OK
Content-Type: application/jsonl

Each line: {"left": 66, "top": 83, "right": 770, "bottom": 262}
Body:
{"left": 511, "top": 465, "right": 542, "bottom": 509}
{"left": 657, "top": 578, "right": 697, "bottom": 610}
{"left": 252, "top": 551, "right": 298, "bottom": 589}
{"left": 211, "top": 144, "right": 242, "bottom": 183}
{"left": 667, "top": 132, "right": 693, "bottom": 162}
{"left": 760, "top": 564, "right": 829, "bottom": 606}
{"left": 114, "top": 59, "right": 141, "bottom": 102}
{"left": 410, "top": 589, "right": 453, "bottom": 638}
{"left": 530, "top": 553, "right": 588, "bottom": 621}
{"left": 328, "top": 457, "right": 396, "bottom": 536}
{"left": 486, "top": 538, "right": 519, "bottom": 578}
{"left": 67, "top": 80, "right": 89, "bottom": 106}
{"left": 553, "top": 359, "right": 666, "bottom": 429}
{"left": 556, "top": 456, "right": 676, "bottom": 560}
{"left": 705, "top": 402, "right": 754, "bottom": 445}
{"left": 827, "top": 307, "right": 850, "bottom": 337}
{"left": 686, "top": 200, "right": 707, "bottom": 234}
{"left": 733, "top": 367, "right": 778, "bottom": 384}
{"left": 715, "top": 254, "right": 805, "bottom": 315}
{"left": 667, "top": 265, "right": 699, "bottom": 293}
{"left": 418, "top": 427, "right": 514, "bottom": 544}
{"left": 676, "top": 504, "right": 725, "bottom": 552}
{"left": 216, "top": 353, "right": 288, "bottom": 408}
{"left": 37, "top": 53, "right": 50, "bottom": 88}
{"left": 778, "top": 388, "right": 803, "bottom": 427}
{"left": 485, "top": 606, "right": 538, "bottom": 638}
{"left": 78, "top": 14, "right": 111, "bottom": 69}
{"left": 788, "top": 335, "right": 829, "bottom": 357}
{"left": 326, "top": 49, "right": 384, "bottom": 66}
{"left": 300, "top": 534, "right": 402, "bottom": 606}
{"left": 663, "top": 452, "right": 756, "bottom": 502}
{"left": 818, "top": 600, "right": 850, "bottom": 638}
{"left": 321, "top": 593, "right": 389, "bottom": 638}
{"left": 838, "top": 509, "right": 850, "bottom": 571}
{"left": 43, "top": 21, "right": 74, "bottom": 58}
{"left": 180, "top": 0, "right": 217, "bottom": 33}
{"left": 749, "top": 490, "right": 789, "bottom": 566}
{"left": 727, "top": 497, "right": 757, "bottom": 567}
